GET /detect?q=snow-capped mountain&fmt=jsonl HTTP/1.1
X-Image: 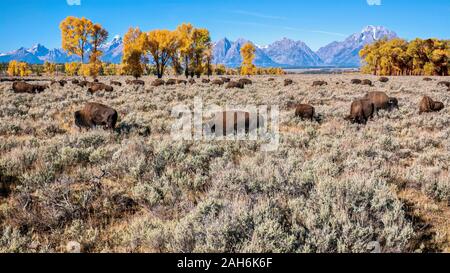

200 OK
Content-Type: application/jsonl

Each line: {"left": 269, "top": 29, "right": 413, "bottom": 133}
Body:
{"left": 0, "top": 26, "right": 399, "bottom": 67}
{"left": 317, "top": 25, "right": 398, "bottom": 67}
{"left": 262, "top": 38, "right": 323, "bottom": 67}
{"left": 212, "top": 38, "right": 278, "bottom": 67}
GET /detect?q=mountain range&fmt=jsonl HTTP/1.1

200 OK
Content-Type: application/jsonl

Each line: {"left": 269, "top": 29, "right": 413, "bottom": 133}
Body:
{"left": 0, "top": 26, "right": 397, "bottom": 68}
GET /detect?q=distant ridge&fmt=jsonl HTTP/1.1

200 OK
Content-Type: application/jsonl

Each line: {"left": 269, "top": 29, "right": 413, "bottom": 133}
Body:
{"left": 0, "top": 26, "right": 398, "bottom": 68}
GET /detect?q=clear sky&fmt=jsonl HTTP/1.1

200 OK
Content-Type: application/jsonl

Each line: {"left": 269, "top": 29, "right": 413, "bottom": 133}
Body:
{"left": 0, "top": 0, "right": 449, "bottom": 52}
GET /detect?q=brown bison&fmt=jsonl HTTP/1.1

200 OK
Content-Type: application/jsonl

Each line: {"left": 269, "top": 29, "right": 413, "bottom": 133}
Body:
{"left": 51, "top": 80, "right": 67, "bottom": 87}
{"left": 71, "top": 79, "right": 80, "bottom": 85}
{"left": 12, "top": 81, "right": 48, "bottom": 94}
{"left": 294, "top": 104, "right": 315, "bottom": 121}
{"left": 239, "top": 78, "right": 252, "bottom": 85}
{"left": 188, "top": 79, "right": 196, "bottom": 85}
{"left": 363, "top": 91, "right": 398, "bottom": 112}
{"left": 437, "top": 81, "right": 450, "bottom": 88}
{"left": 379, "top": 77, "right": 389, "bottom": 83}
{"left": 423, "top": 77, "right": 433, "bottom": 81}
{"left": 151, "top": 79, "right": 165, "bottom": 87}
{"left": 87, "top": 83, "right": 114, "bottom": 94}
{"left": 166, "top": 79, "right": 177, "bottom": 85}
{"left": 268, "top": 78, "right": 275, "bottom": 82}
{"left": 77, "top": 80, "right": 90, "bottom": 88}
{"left": 419, "top": 96, "right": 445, "bottom": 114}
{"left": 351, "top": 79, "right": 362, "bottom": 85}
{"left": 226, "top": 81, "right": 244, "bottom": 89}
{"left": 74, "top": 102, "right": 118, "bottom": 130}
{"left": 110, "top": 81, "right": 122, "bottom": 86}
{"left": 177, "top": 79, "right": 187, "bottom": 85}
{"left": 284, "top": 79, "right": 293, "bottom": 86}
{"left": 211, "top": 79, "right": 224, "bottom": 86}
{"left": 202, "top": 79, "right": 211, "bottom": 84}
{"left": 345, "top": 99, "right": 375, "bottom": 124}
{"left": 362, "top": 79, "right": 373, "bottom": 86}
{"left": 312, "top": 80, "right": 327, "bottom": 87}
{"left": 129, "top": 79, "right": 145, "bottom": 86}
{"left": 205, "top": 111, "right": 264, "bottom": 137}
{"left": 220, "top": 77, "right": 231, "bottom": 83}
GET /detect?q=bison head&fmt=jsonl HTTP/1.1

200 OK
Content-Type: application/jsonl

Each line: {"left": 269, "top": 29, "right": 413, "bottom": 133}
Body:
{"left": 388, "top": 97, "right": 399, "bottom": 109}
{"left": 74, "top": 111, "right": 85, "bottom": 128}
{"left": 433, "top": 102, "right": 444, "bottom": 112}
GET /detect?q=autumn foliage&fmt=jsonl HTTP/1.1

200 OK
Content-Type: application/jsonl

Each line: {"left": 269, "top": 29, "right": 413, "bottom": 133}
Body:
{"left": 240, "top": 43, "right": 257, "bottom": 76}
{"left": 7, "top": 61, "right": 31, "bottom": 77}
{"left": 360, "top": 38, "right": 450, "bottom": 76}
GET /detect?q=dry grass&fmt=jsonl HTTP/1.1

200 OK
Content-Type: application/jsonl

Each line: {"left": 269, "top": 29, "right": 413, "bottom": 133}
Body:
{"left": 0, "top": 74, "right": 449, "bottom": 253}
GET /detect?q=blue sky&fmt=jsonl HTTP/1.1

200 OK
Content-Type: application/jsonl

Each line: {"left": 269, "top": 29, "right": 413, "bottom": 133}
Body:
{"left": 0, "top": 0, "right": 449, "bottom": 52}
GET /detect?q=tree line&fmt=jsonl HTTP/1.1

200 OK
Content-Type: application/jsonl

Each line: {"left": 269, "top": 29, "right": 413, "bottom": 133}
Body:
{"left": 360, "top": 38, "right": 450, "bottom": 76}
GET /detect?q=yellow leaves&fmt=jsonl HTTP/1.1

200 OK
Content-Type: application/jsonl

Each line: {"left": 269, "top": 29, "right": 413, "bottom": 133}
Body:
{"left": 65, "top": 62, "right": 81, "bottom": 76}
{"left": 122, "top": 27, "right": 147, "bottom": 78}
{"left": 240, "top": 43, "right": 256, "bottom": 76}
{"left": 7, "top": 61, "right": 31, "bottom": 77}
{"left": 44, "top": 62, "right": 57, "bottom": 75}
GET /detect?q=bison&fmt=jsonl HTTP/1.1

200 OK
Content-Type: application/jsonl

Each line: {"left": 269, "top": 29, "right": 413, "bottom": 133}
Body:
{"left": 423, "top": 77, "right": 433, "bottom": 82}
{"left": 362, "top": 79, "right": 373, "bottom": 86}
{"left": 220, "top": 77, "right": 231, "bottom": 83}
{"left": 166, "top": 79, "right": 177, "bottom": 85}
{"left": 177, "top": 79, "right": 187, "bottom": 85}
{"left": 345, "top": 99, "right": 375, "bottom": 124}
{"left": 71, "top": 79, "right": 80, "bottom": 85}
{"left": 379, "top": 77, "right": 389, "bottom": 83}
{"left": 284, "top": 79, "right": 293, "bottom": 86}
{"left": 239, "top": 78, "right": 252, "bottom": 85}
{"left": 268, "top": 78, "right": 275, "bottom": 82}
{"left": 110, "top": 81, "right": 122, "bottom": 86}
{"left": 312, "top": 80, "right": 327, "bottom": 87}
{"left": 211, "top": 79, "right": 224, "bottom": 86}
{"left": 226, "top": 81, "right": 244, "bottom": 89}
{"left": 419, "top": 96, "right": 445, "bottom": 114}
{"left": 204, "top": 111, "right": 264, "bottom": 137}
{"left": 351, "top": 79, "right": 362, "bottom": 85}
{"left": 294, "top": 104, "right": 315, "bottom": 121}
{"left": 151, "top": 79, "right": 165, "bottom": 87}
{"left": 12, "top": 81, "right": 47, "bottom": 94}
{"left": 87, "top": 83, "right": 113, "bottom": 94}
{"left": 202, "top": 79, "right": 211, "bottom": 84}
{"left": 437, "top": 81, "right": 450, "bottom": 88}
{"left": 74, "top": 102, "right": 118, "bottom": 130}
{"left": 129, "top": 79, "right": 145, "bottom": 86}
{"left": 77, "top": 80, "right": 90, "bottom": 88}
{"left": 188, "top": 79, "right": 196, "bottom": 85}
{"left": 363, "top": 91, "right": 398, "bottom": 112}
{"left": 51, "top": 80, "right": 67, "bottom": 87}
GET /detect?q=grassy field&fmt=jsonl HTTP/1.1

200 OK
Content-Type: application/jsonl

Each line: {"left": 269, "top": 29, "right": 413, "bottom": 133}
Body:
{"left": 0, "top": 74, "right": 449, "bottom": 253}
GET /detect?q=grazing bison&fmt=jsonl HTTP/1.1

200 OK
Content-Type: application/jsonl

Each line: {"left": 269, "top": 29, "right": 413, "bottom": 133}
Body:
{"left": 362, "top": 79, "right": 373, "bottom": 86}
{"left": 202, "top": 79, "right": 211, "bottom": 84}
{"left": 284, "top": 79, "right": 293, "bottom": 86}
{"left": 78, "top": 80, "right": 90, "bottom": 88}
{"left": 226, "top": 81, "right": 244, "bottom": 89}
{"left": 268, "top": 78, "right": 275, "bottom": 82}
{"left": 110, "top": 81, "right": 122, "bottom": 86}
{"left": 205, "top": 111, "right": 264, "bottom": 137}
{"left": 423, "top": 77, "right": 433, "bottom": 81}
{"left": 87, "top": 83, "right": 114, "bottom": 94}
{"left": 379, "top": 77, "right": 389, "bottom": 83}
{"left": 151, "top": 79, "right": 165, "bottom": 87}
{"left": 71, "top": 79, "right": 80, "bottom": 85}
{"left": 12, "top": 81, "right": 47, "bottom": 94}
{"left": 211, "top": 79, "right": 224, "bottom": 86}
{"left": 188, "top": 79, "right": 196, "bottom": 85}
{"left": 363, "top": 91, "right": 398, "bottom": 112}
{"left": 351, "top": 79, "right": 362, "bottom": 85}
{"left": 437, "top": 81, "right": 450, "bottom": 88}
{"left": 294, "top": 104, "right": 315, "bottom": 121}
{"left": 345, "top": 99, "right": 375, "bottom": 124}
{"left": 312, "top": 80, "right": 327, "bottom": 87}
{"left": 419, "top": 96, "right": 445, "bottom": 114}
{"left": 239, "top": 78, "right": 252, "bottom": 85}
{"left": 74, "top": 102, "right": 118, "bottom": 130}
{"left": 51, "top": 80, "right": 67, "bottom": 87}
{"left": 129, "top": 79, "right": 145, "bottom": 86}
{"left": 220, "top": 77, "right": 231, "bottom": 83}
{"left": 177, "top": 79, "right": 187, "bottom": 85}
{"left": 166, "top": 79, "right": 177, "bottom": 85}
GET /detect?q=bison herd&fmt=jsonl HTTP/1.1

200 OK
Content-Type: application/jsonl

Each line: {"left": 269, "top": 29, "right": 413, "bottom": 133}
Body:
{"left": 6, "top": 77, "right": 450, "bottom": 131}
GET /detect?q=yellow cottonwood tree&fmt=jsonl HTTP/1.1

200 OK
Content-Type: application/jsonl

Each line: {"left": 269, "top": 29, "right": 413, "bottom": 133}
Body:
{"left": 176, "top": 23, "right": 195, "bottom": 78}
{"left": 7, "top": 61, "right": 19, "bottom": 76}
{"left": 65, "top": 62, "right": 80, "bottom": 76}
{"left": 121, "top": 27, "right": 147, "bottom": 78}
{"left": 60, "top": 16, "right": 93, "bottom": 63}
{"left": 146, "top": 30, "right": 180, "bottom": 78}
{"left": 44, "top": 61, "right": 57, "bottom": 75}
{"left": 240, "top": 42, "right": 256, "bottom": 76}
